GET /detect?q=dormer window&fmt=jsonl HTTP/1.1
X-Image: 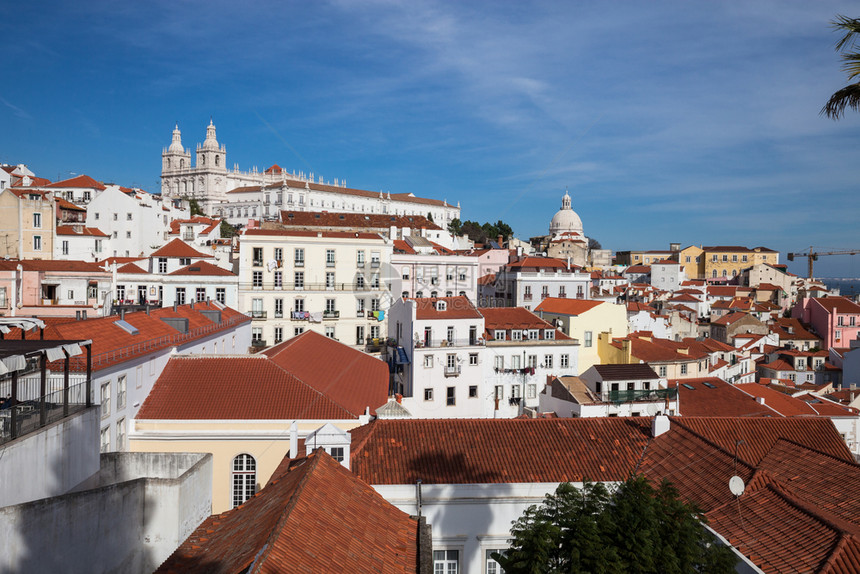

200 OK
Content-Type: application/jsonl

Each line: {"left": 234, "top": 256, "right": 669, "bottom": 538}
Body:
{"left": 436, "top": 301, "right": 447, "bottom": 311}
{"left": 512, "top": 330, "right": 523, "bottom": 341}
{"left": 494, "top": 330, "right": 506, "bottom": 341}
{"left": 544, "top": 329, "right": 555, "bottom": 340}
{"left": 528, "top": 329, "right": 540, "bottom": 340}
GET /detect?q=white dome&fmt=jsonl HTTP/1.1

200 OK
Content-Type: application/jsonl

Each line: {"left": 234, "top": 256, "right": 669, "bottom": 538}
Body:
{"left": 549, "top": 191, "right": 583, "bottom": 235}
{"left": 167, "top": 124, "right": 184, "bottom": 153}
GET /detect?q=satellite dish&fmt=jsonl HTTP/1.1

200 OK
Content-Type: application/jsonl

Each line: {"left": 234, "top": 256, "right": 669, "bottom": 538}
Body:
{"left": 729, "top": 475, "right": 745, "bottom": 497}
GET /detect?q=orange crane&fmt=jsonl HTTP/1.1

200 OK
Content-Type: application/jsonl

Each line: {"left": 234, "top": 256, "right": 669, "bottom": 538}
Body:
{"left": 787, "top": 246, "right": 860, "bottom": 278}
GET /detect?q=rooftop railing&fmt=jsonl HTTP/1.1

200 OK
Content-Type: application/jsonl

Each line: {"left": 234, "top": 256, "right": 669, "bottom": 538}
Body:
{"left": 604, "top": 388, "right": 678, "bottom": 405}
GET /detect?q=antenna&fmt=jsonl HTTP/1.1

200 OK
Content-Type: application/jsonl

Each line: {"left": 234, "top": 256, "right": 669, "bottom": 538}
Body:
{"left": 729, "top": 475, "right": 745, "bottom": 497}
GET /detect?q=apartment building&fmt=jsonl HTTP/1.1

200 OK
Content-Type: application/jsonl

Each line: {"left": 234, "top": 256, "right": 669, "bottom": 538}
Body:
{"left": 237, "top": 228, "right": 392, "bottom": 349}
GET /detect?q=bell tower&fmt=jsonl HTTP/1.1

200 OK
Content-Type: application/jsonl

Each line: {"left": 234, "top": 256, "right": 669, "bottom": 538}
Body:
{"left": 161, "top": 123, "right": 191, "bottom": 198}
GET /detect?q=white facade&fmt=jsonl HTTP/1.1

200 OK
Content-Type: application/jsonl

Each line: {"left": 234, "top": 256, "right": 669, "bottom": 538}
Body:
{"left": 87, "top": 187, "right": 188, "bottom": 258}
{"left": 54, "top": 227, "right": 110, "bottom": 261}
{"left": 650, "top": 261, "right": 685, "bottom": 292}
{"left": 492, "top": 266, "right": 592, "bottom": 310}
{"left": 161, "top": 122, "right": 461, "bottom": 223}
{"left": 388, "top": 297, "right": 486, "bottom": 418}
{"left": 113, "top": 265, "right": 239, "bottom": 309}
{"left": 237, "top": 229, "right": 392, "bottom": 349}
{"left": 392, "top": 252, "right": 479, "bottom": 302}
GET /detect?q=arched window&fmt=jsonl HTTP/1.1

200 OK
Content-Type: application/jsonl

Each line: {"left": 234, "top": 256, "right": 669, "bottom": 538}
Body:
{"left": 180, "top": 159, "right": 185, "bottom": 169}
{"left": 166, "top": 158, "right": 171, "bottom": 168}
{"left": 215, "top": 155, "right": 220, "bottom": 166}
{"left": 722, "top": 269, "right": 728, "bottom": 277}
{"left": 712, "top": 269, "right": 717, "bottom": 278}
{"left": 232, "top": 453, "right": 256, "bottom": 508}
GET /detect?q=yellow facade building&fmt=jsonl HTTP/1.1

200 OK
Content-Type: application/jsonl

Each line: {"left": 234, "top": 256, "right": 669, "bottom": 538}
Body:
{"left": 0, "top": 188, "right": 56, "bottom": 259}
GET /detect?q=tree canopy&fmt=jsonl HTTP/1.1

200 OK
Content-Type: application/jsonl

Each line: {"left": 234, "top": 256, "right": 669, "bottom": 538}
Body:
{"left": 494, "top": 477, "right": 736, "bottom": 574}
{"left": 450, "top": 219, "right": 514, "bottom": 244}
{"left": 821, "top": 15, "right": 860, "bottom": 119}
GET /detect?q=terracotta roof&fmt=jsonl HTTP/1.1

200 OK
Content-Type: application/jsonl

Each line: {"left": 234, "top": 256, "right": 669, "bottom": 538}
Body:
{"left": 11, "top": 176, "right": 52, "bottom": 187}
{"left": 534, "top": 298, "right": 603, "bottom": 315}
{"left": 117, "top": 262, "right": 148, "bottom": 274}
{"left": 279, "top": 211, "right": 440, "bottom": 231}
{"left": 168, "top": 260, "right": 236, "bottom": 277}
{"left": 412, "top": 296, "right": 482, "bottom": 320}
{"left": 55, "top": 197, "right": 86, "bottom": 211}
{"left": 736, "top": 383, "right": 858, "bottom": 417}
{"left": 712, "top": 311, "right": 749, "bottom": 326}
{"left": 593, "top": 363, "right": 660, "bottom": 380}
{"left": 392, "top": 239, "right": 416, "bottom": 254}
{"left": 505, "top": 257, "right": 572, "bottom": 271}
{"left": 136, "top": 355, "right": 356, "bottom": 420}
{"left": 675, "top": 378, "right": 776, "bottom": 417}
{"left": 0, "top": 259, "right": 105, "bottom": 273}
{"left": 623, "top": 265, "right": 650, "bottom": 273}
{"left": 480, "top": 307, "right": 570, "bottom": 340}
{"left": 264, "top": 164, "right": 283, "bottom": 174}
{"left": 156, "top": 451, "right": 419, "bottom": 574}
{"left": 667, "top": 293, "right": 701, "bottom": 303}
{"left": 168, "top": 216, "right": 221, "bottom": 235}
{"left": 225, "top": 185, "right": 262, "bottom": 194}
{"left": 262, "top": 330, "right": 389, "bottom": 417}
{"left": 703, "top": 245, "right": 756, "bottom": 253}
{"left": 98, "top": 256, "right": 145, "bottom": 267}
{"left": 613, "top": 333, "right": 708, "bottom": 363}
{"left": 150, "top": 238, "right": 211, "bottom": 259}
{"left": 708, "top": 285, "right": 739, "bottom": 297}
{"left": 477, "top": 273, "right": 496, "bottom": 286}
{"left": 759, "top": 359, "right": 796, "bottom": 371}
{"left": 45, "top": 174, "right": 106, "bottom": 190}
{"left": 626, "top": 302, "right": 655, "bottom": 313}
{"left": 813, "top": 296, "right": 860, "bottom": 315}
{"left": 55, "top": 225, "right": 109, "bottom": 237}
{"left": 243, "top": 229, "right": 383, "bottom": 240}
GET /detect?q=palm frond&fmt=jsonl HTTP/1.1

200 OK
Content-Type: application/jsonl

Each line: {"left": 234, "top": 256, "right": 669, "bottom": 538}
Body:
{"left": 841, "top": 52, "right": 860, "bottom": 80}
{"left": 820, "top": 82, "right": 860, "bottom": 119}
{"left": 832, "top": 15, "right": 860, "bottom": 52}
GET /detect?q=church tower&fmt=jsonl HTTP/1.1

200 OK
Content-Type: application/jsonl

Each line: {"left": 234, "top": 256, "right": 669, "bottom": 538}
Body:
{"left": 194, "top": 119, "right": 228, "bottom": 211}
{"left": 161, "top": 123, "right": 192, "bottom": 199}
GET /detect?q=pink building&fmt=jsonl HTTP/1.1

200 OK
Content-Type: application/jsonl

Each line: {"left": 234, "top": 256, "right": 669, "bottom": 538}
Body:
{"left": 794, "top": 296, "right": 860, "bottom": 350}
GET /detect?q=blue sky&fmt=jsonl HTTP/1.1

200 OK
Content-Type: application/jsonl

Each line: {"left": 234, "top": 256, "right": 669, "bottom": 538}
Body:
{"left": 1, "top": 1, "right": 859, "bottom": 277}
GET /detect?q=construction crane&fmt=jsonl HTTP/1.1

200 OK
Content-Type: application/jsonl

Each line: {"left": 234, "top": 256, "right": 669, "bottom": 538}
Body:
{"left": 787, "top": 246, "right": 860, "bottom": 278}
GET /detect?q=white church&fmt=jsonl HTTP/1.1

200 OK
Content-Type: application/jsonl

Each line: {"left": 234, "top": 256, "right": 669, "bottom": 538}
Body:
{"left": 161, "top": 122, "right": 461, "bottom": 225}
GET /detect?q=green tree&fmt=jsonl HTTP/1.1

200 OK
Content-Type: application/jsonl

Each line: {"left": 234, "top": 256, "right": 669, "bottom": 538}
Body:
{"left": 181, "top": 196, "right": 204, "bottom": 216}
{"left": 219, "top": 220, "right": 238, "bottom": 239}
{"left": 447, "top": 218, "right": 463, "bottom": 236}
{"left": 495, "top": 477, "right": 736, "bottom": 574}
{"left": 821, "top": 15, "right": 860, "bottom": 119}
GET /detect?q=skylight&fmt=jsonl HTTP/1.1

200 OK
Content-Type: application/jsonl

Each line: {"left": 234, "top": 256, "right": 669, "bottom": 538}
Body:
{"left": 682, "top": 383, "right": 695, "bottom": 390}
{"left": 115, "top": 320, "right": 139, "bottom": 335}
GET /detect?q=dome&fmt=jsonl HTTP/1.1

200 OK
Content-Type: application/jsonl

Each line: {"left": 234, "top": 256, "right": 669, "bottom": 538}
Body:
{"left": 202, "top": 119, "right": 219, "bottom": 151}
{"left": 549, "top": 190, "right": 583, "bottom": 235}
{"left": 167, "top": 123, "right": 184, "bottom": 154}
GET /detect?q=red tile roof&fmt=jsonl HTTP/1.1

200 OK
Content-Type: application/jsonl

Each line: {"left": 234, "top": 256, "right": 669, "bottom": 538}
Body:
{"left": 117, "top": 262, "right": 148, "bottom": 274}
{"left": 412, "top": 296, "right": 482, "bottom": 320}
{"left": 168, "top": 260, "right": 235, "bottom": 277}
{"left": 243, "top": 229, "right": 383, "bottom": 240}
{"left": 675, "top": 378, "right": 776, "bottom": 417}
{"left": 477, "top": 273, "right": 496, "bottom": 286}
{"left": 156, "top": 450, "right": 419, "bottom": 574}
{"left": 534, "top": 298, "right": 603, "bottom": 315}
{"left": 150, "top": 238, "right": 211, "bottom": 259}
{"left": 279, "top": 210, "right": 440, "bottom": 231}
{"left": 137, "top": 355, "right": 356, "bottom": 420}
{"left": 623, "top": 265, "right": 650, "bottom": 273}
{"left": 55, "top": 225, "right": 109, "bottom": 237}
{"left": 813, "top": 296, "right": 860, "bottom": 315}
{"left": 262, "top": 330, "right": 389, "bottom": 417}
{"left": 505, "top": 257, "right": 571, "bottom": 270}
{"left": 736, "top": 383, "right": 858, "bottom": 417}
{"left": 45, "top": 174, "right": 106, "bottom": 190}
{"left": 392, "top": 239, "right": 416, "bottom": 254}
{"left": 0, "top": 259, "right": 106, "bottom": 273}
{"left": 479, "top": 307, "right": 571, "bottom": 340}
{"left": 55, "top": 197, "right": 86, "bottom": 212}
{"left": 225, "top": 185, "right": 262, "bottom": 194}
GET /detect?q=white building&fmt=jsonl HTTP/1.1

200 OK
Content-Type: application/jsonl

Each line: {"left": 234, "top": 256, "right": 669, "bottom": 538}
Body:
{"left": 650, "top": 259, "right": 685, "bottom": 292}
{"left": 392, "top": 237, "right": 479, "bottom": 302}
{"left": 54, "top": 225, "right": 110, "bottom": 261}
{"left": 388, "top": 296, "right": 486, "bottom": 418}
{"left": 489, "top": 256, "right": 591, "bottom": 310}
{"left": 237, "top": 228, "right": 392, "bottom": 349}
{"left": 480, "top": 307, "right": 578, "bottom": 417}
{"left": 113, "top": 258, "right": 239, "bottom": 309}
{"left": 161, "top": 122, "right": 461, "bottom": 224}
{"left": 87, "top": 186, "right": 188, "bottom": 258}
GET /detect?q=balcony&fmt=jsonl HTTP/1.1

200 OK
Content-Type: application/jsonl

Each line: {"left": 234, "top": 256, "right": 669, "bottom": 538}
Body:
{"left": 248, "top": 310, "right": 267, "bottom": 319}
{"left": 323, "top": 310, "right": 340, "bottom": 319}
{"left": 415, "top": 338, "right": 484, "bottom": 349}
{"left": 365, "top": 337, "right": 385, "bottom": 353}
{"left": 604, "top": 388, "right": 677, "bottom": 405}
{"left": 294, "top": 260, "right": 304, "bottom": 267}
{"left": 326, "top": 260, "right": 336, "bottom": 268}
{"left": 251, "top": 339, "right": 267, "bottom": 348}
{"left": 444, "top": 365, "right": 462, "bottom": 377}
{"left": 523, "top": 293, "right": 532, "bottom": 301}
{"left": 182, "top": 232, "right": 195, "bottom": 241}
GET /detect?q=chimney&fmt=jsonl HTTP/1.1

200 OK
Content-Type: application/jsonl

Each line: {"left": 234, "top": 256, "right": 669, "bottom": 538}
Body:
{"left": 82, "top": 310, "right": 87, "bottom": 320}
{"left": 652, "top": 414, "right": 670, "bottom": 437}
{"left": 756, "top": 396, "right": 766, "bottom": 405}
{"left": 190, "top": 299, "right": 194, "bottom": 309}
{"left": 289, "top": 422, "right": 298, "bottom": 459}
{"left": 173, "top": 302, "right": 177, "bottom": 312}
{"left": 76, "top": 310, "right": 81, "bottom": 321}
{"left": 120, "top": 309, "right": 125, "bottom": 321}
{"left": 497, "top": 235, "right": 503, "bottom": 246}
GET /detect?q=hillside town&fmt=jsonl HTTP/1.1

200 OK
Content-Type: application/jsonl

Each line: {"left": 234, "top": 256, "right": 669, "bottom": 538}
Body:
{"left": 2, "top": 121, "right": 860, "bottom": 574}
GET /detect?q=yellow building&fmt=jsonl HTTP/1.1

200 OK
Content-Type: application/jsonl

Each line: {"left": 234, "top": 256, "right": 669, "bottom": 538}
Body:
{"left": 702, "top": 246, "right": 779, "bottom": 281}
{"left": 534, "top": 298, "right": 628, "bottom": 372}
{"left": 597, "top": 332, "right": 710, "bottom": 380}
{"left": 0, "top": 188, "right": 56, "bottom": 259}
{"left": 130, "top": 332, "right": 389, "bottom": 513}
{"left": 678, "top": 245, "right": 704, "bottom": 280}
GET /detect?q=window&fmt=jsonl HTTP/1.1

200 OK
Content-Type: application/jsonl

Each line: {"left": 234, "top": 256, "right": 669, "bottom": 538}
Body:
{"left": 584, "top": 331, "right": 593, "bottom": 347}
{"left": 356, "top": 325, "right": 365, "bottom": 345}
{"left": 252, "top": 327, "right": 263, "bottom": 342}
{"left": 722, "top": 254, "right": 728, "bottom": 262}
{"left": 732, "top": 254, "right": 738, "bottom": 262}
{"left": 680, "top": 364, "right": 688, "bottom": 375}
{"left": 371, "top": 298, "right": 380, "bottom": 311}
{"left": 94, "top": 239, "right": 102, "bottom": 253}
{"left": 494, "top": 330, "right": 506, "bottom": 341}
{"left": 527, "top": 384, "right": 537, "bottom": 399}
{"left": 424, "top": 355, "right": 434, "bottom": 368}
{"left": 494, "top": 356, "right": 504, "bottom": 369}
{"left": 371, "top": 251, "right": 381, "bottom": 267}
{"left": 424, "top": 388, "right": 433, "bottom": 401}
{"left": 196, "top": 287, "right": 206, "bottom": 302}
{"left": 447, "top": 326, "right": 455, "bottom": 343}
{"left": 294, "top": 248, "right": 304, "bottom": 266}
{"left": 446, "top": 386, "right": 456, "bottom": 406}
{"left": 469, "top": 385, "right": 478, "bottom": 398}
{"left": 326, "top": 249, "right": 336, "bottom": 267}
{"left": 560, "top": 354, "right": 569, "bottom": 368}
{"left": 231, "top": 454, "right": 256, "bottom": 508}
{"left": 742, "top": 255, "right": 748, "bottom": 262}
{"left": 294, "top": 327, "right": 304, "bottom": 336}
{"left": 33, "top": 235, "right": 41, "bottom": 251}
{"left": 274, "top": 270, "right": 283, "bottom": 288}
{"left": 158, "top": 258, "right": 167, "bottom": 273}
{"left": 94, "top": 212, "right": 99, "bottom": 220}
{"left": 326, "top": 272, "right": 335, "bottom": 288}
{"left": 357, "top": 250, "right": 366, "bottom": 266}
{"left": 61, "top": 240, "right": 69, "bottom": 255}
{"left": 325, "top": 298, "right": 336, "bottom": 313}
{"left": 274, "top": 298, "right": 284, "bottom": 318}
{"left": 0, "top": 287, "right": 6, "bottom": 308}
{"left": 329, "top": 447, "right": 344, "bottom": 463}
{"left": 544, "top": 355, "right": 554, "bottom": 369}
{"left": 511, "top": 355, "right": 521, "bottom": 369}
{"left": 117, "top": 375, "right": 126, "bottom": 409}
{"left": 100, "top": 381, "right": 111, "bottom": 419}
{"left": 100, "top": 426, "right": 110, "bottom": 453}
{"left": 176, "top": 287, "right": 186, "bottom": 305}
{"left": 644, "top": 381, "right": 651, "bottom": 390}
{"left": 116, "top": 418, "right": 125, "bottom": 451}
{"left": 447, "top": 354, "right": 457, "bottom": 368}
{"left": 274, "top": 327, "right": 283, "bottom": 344}
{"left": 371, "top": 273, "right": 380, "bottom": 289}
{"left": 116, "top": 284, "right": 126, "bottom": 301}
{"left": 469, "top": 353, "right": 478, "bottom": 366}
{"left": 527, "top": 355, "right": 537, "bottom": 368}
{"left": 838, "top": 316, "right": 845, "bottom": 326}
{"left": 356, "top": 298, "right": 366, "bottom": 315}
{"left": 294, "top": 271, "right": 304, "bottom": 289}
{"left": 659, "top": 365, "right": 667, "bottom": 377}
{"left": 511, "top": 330, "right": 522, "bottom": 341}
{"left": 113, "top": 213, "right": 118, "bottom": 221}
{"left": 544, "top": 329, "right": 555, "bottom": 340}
{"left": 356, "top": 275, "right": 365, "bottom": 289}
{"left": 528, "top": 329, "right": 539, "bottom": 340}
{"left": 325, "top": 326, "right": 335, "bottom": 339}
{"left": 33, "top": 213, "right": 41, "bottom": 228}
{"left": 216, "top": 288, "right": 226, "bottom": 304}
{"left": 253, "top": 247, "right": 263, "bottom": 265}
{"left": 434, "top": 550, "right": 459, "bottom": 573}
{"left": 294, "top": 298, "right": 305, "bottom": 312}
